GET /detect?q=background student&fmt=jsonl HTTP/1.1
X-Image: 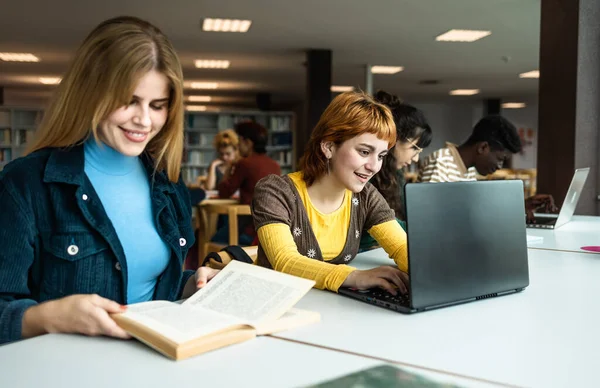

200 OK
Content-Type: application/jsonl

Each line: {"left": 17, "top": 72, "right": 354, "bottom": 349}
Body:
{"left": 203, "top": 129, "right": 240, "bottom": 190}
{"left": 360, "top": 91, "right": 432, "bottom": 250}
{"left": 417, "top": 115, "right": 557, "bottom": 220}
{"left": 214, "top": 121, "right": 281, "bottom": 245}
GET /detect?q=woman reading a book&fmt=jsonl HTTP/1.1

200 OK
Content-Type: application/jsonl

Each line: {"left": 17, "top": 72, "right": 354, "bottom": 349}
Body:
{"left": 252, "top": 92, "right": 409, "bottom": 295}
{"left": 0, "top": 16, "right": 218, "bottom": 345}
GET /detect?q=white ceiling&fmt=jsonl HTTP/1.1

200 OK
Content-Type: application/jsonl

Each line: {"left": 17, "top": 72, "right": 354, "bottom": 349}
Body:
{"left": 0, "top": 0, "right": 541, "bottom": 107}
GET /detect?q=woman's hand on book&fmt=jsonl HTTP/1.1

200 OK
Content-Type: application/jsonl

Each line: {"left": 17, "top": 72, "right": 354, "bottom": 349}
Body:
{"left": 22, "top": 294, "right": 130, "bottom": 339}
{"left": 182, "top": 267, "right": 221, "bottom": 298}
{"left": 342, "top": 266, "right": 409, "bottom": 295}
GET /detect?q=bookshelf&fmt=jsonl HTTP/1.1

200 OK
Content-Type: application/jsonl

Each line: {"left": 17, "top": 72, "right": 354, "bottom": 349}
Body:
{"left": 183, "top": 110, "right": 295, "bottom": 185}
{"left": 0, "top": 107, "right": 44, "bottom": 170}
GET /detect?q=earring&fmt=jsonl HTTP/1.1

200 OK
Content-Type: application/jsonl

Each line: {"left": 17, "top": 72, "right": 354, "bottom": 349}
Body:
{"left": 327, "top": 158, "right": 330, "bottom": 175}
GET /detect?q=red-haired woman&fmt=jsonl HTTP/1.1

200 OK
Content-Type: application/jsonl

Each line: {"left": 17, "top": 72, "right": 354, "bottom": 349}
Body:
{"left": 252, "top": 92, "right": 409, "bottom": 295}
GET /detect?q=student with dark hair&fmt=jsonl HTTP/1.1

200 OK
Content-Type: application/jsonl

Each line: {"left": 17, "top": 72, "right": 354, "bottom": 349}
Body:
{"left": 418, "top": 115, "right": 556, "bottom": 220}
{"left": 370, "top": 90, "right": 432, "bottom": 221}
{"left": 218, "top": 121, "right": 280, "bottom": 204}
{"left": 359, "top": 91, "right": 432, "bottom": 250}
{"left": 215, "top": 121, "right": 280, "bottom": 245}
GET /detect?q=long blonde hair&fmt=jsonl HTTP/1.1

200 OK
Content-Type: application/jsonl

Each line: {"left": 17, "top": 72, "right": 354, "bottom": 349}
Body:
{"left": 27, "top": 16, "right": 185, "bottom": 182}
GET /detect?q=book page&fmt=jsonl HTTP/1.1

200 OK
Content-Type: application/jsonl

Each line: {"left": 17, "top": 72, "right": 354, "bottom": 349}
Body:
{"left": 120, "top": 301, "right": 245, "bottom": 344}
{"left": 184, "top": 261, "right": 315, "bottom": 325}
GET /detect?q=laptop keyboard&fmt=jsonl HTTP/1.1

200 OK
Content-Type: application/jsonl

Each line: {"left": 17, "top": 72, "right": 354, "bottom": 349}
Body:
{"left": 365, "top": 289, "right": 410, "bottom": 307}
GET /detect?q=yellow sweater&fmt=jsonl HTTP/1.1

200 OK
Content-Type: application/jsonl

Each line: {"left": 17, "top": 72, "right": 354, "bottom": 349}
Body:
{"left": 257, "top": 172, "right": 408, "bottom": 291}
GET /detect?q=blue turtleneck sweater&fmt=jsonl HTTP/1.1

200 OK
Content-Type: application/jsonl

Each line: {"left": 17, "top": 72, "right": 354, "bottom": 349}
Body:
{"left": 84, "top": 139, "right": 170, "bottom": 304}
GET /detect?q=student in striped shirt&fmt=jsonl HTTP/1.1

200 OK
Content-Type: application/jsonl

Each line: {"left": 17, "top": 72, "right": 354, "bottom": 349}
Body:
{"left": 418, "top": 115, "right": 518, "bottom": 183}
{"left": 418, "top": 115, "right": 557, "bottom": 220}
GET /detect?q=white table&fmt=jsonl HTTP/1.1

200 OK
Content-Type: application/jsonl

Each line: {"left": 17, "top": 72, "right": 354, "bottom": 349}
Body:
{"left": 527, "top": 215, "right": 600, "bottom": 254}
{"left": 0, "top": 335, "right": 382, "bottom": 388}
{"left": 273, "top": 248, "right": 600, "bottom": 388}
{"left": 0, "top": 333, "right": 497, "bottom": 388}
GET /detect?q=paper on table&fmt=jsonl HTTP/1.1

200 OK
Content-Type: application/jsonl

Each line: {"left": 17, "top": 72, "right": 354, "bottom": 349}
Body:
{"left": 527, "top": 235, "right": 544, "bottom": 244}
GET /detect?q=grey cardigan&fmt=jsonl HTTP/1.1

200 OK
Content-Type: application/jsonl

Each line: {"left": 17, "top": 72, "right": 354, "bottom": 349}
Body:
{"left": 252, "top": 174, "right": 395, "bottom": 268}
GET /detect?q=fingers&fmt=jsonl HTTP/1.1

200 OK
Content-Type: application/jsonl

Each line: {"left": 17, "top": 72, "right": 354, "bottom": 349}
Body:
{"left": 89, "top": 294, "right": 127, "bottom": 314}
{"left": 378, "top": 267, "right": 408, "bottom": 295}
{"left": 195, "top": 267, "right": 220, "bottom": 288}
{"left": 372, "top": 278, "right": 397, "bottom": 295}
{"left": 92, "top": 309, "right": 132, "bottom": 339}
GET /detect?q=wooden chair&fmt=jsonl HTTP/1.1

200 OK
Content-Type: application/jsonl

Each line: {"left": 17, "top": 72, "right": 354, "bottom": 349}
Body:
{"left": 196, "top": 201, "right": 252, "bottom": 265}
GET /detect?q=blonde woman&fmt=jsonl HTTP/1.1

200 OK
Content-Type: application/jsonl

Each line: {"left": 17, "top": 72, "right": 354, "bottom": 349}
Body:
{"left": 204, "top": 129, "right": 239, "bottom": 190}
{"left": 0, "top": 16, "right": 218, "bottom": 345}
{"left": 252, "top": 92, "right": 409, "bottom": 295}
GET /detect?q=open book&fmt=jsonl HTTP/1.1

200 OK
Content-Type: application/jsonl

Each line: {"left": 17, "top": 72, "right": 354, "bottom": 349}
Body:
{"left": 112, "top": 261, "right": 319, "bottom": 360}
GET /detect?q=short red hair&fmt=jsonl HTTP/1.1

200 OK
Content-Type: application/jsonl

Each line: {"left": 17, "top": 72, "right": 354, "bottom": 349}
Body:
{"left": 299, "top": 91, "right": 396, "bottom": 186}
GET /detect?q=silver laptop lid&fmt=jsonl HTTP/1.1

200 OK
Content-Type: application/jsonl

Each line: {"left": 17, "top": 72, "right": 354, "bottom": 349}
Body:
{"left": 554, "top": 168, "right": 590, "bottom": 229}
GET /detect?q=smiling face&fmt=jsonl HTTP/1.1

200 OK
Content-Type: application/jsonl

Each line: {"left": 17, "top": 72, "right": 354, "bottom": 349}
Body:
{"left": 474, "top": 142, "right": 509, "bottom": 176}
{"left": 324, "top": 133, "right": 389, "bottom": 193}
{"left": 394, "top": 137, "right": 423, "bottom": 169}
{"left": 97, "top": 70, "right": 170, "bottom": 156}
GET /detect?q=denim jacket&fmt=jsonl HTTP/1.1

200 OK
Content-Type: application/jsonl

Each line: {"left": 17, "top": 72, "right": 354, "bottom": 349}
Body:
{"left": 0, "top": 145, "right": 195, "bottom": 344}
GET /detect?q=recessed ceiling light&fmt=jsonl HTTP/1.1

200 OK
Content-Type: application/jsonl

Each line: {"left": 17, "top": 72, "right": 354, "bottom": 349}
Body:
{"left": 331, "top": 85, "right": 354, "bottom": 92}
{"left": 186, "top": 105, "right": 207, "bottom": 111}
{"left": 187, "top": 96, "right": 212, "bottom": 102}
{"left": 502, "top": 102, "right": 527, "bottom": 109}
{"left": 0, "top": 52, "right": 40, "bottom": 62}
{"left": 202, "top": 18, "right": 252, "bottom": 33}
{"left": 436, "top": 29, "right": 492, "bottom": 42}
{"left": 371, "top": 66, "right": 404, "bottom": 74}
{"left": 39, "top": 77, "right": 61, "bottom": 85}
{"left": 449, "top": 89, "right": 480, "bottom": 96}
{"left": 519, "top": 70, "right": 539, "bottom": 79}
{"left": 194, "top": 60, "right": 230, "bottom": 69}
{"left": 190, "top": 82, "right": 219, "bottom": 89}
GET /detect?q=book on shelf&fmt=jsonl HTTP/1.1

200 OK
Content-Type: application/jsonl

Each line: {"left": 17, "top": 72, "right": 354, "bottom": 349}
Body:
{"left": 112, "top": 261, "right": 319, "bottom": 361}
{"left": 0, "top": 128, "right": 11, "bottom": 145}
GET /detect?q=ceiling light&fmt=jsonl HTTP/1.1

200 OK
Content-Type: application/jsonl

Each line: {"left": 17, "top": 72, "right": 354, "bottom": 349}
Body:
{"left": 190, "top": 82, "right": 219, "bottom": 89}
{"left": 202, "top": 18, "right": 252, "bottom": 33}
{"left": 436, "top": 29, "right": 492, "bottom": 42}
{"left": 331, "top": 85, "right": 354, "bottom": 92}
{"left": 39, "top": 77, "right": 61, "bottom": 85}
{"left": 187, "top": 96, "right": 212, "bottom": 102}
{"left": 0, "top": 52, "right": 40, "bottom": 62}
{"left": 502, "top": 102, "right": 527, "bottom": 109}
{"left": 194, "top": 60, "right": 230, "bottom": 69}
{"left": 371, "top": 66, "right": 404, "bottom": 74}
{"left": 186, "top": 105, "right": 207, "bottom": 112}
{"left": 449, "top": 89, "right": 480, "bottom": 96}
{"left": 519, "top": 70, "right": 539, "bottom": 79}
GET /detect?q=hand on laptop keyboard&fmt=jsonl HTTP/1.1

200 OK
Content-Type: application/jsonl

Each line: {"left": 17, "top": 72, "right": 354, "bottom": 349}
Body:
{"left": 525, "top": 194, "right": 558, "bottom": 222}
{"left": 342, "top": 266, "right": 409, "bottom": 296}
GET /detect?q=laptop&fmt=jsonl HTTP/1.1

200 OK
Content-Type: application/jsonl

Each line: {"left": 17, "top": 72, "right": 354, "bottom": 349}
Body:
{"left": 338, "top": 180, "right": 530, "bottom": 313}
{"left": 526, "top": 167, "right": 590, "bottom": 229}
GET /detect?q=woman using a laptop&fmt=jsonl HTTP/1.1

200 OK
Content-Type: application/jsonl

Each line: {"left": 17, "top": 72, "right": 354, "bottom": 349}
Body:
{"left": 252, "top": 92, "right": 409, "bottom": 296}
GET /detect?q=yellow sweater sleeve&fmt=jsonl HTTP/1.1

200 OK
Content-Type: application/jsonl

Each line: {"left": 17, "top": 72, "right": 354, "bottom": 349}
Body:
{"left": 368, "top": 220, "right": 408, "bottom": 272}
{"left": 258, "top": 223, "right": 356, "bottom": 292}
